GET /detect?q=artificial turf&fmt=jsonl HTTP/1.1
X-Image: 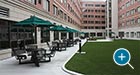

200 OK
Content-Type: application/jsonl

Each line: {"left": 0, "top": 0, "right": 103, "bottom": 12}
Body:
{"left": 65, "top": 40, "right": 140, "bottom": 75}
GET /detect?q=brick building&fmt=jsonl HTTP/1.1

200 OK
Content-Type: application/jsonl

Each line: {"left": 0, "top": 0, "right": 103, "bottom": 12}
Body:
{"left": 81, "top": 1, "right": 106, "bottom": 38}
{"left": 118, "top": 0, "right": 140, "bottom": 40}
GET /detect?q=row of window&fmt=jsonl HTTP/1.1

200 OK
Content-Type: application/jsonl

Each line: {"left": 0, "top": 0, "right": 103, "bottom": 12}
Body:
{"left": 120, "top": 18, "right": 140, "bottom": 26}
{"left": 26, "top": 0, "right": 42, "bottom": 5}
{"left": 119, "top": 0, "right": 140, "bottom": 10}
{"left": 53, "top": 5, "right": 78, "bottom": 25}
{"left": 83, "top": 9, "right": 105, "bottom": 13}
{"left": 83, "top": 15, "right": 105, "bottom": 18}
{"left": 85, "top": 33, "right": 104, "bottom": 37}
{"left": 83, "top": 21, "right": 105, "bottom": 24}
{"left": 119, "top": 6, "right": 140, "bottom": 19}
{"left": 83, "top": 4, "right": 105, "bottom": 7}
{"left": 26, "top": 0, "right": 80, "bottom": 26}
{"left": 125, "top": 32, "right": 140, "bottom": 38}
{"left": 82, "top": 26, "right": 106, "bottom": 29}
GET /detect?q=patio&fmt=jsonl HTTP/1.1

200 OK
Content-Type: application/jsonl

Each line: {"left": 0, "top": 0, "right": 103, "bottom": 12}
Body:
{"left": 0, "top": 39, "right": 87, "bottom": 75}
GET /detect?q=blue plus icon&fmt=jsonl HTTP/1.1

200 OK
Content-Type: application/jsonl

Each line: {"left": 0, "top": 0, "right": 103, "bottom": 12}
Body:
{"left": 113, "top": 48, "right": 134, "bottom": 69}
{"left": 118, "top": 53, "right": 126, "bottom": 61}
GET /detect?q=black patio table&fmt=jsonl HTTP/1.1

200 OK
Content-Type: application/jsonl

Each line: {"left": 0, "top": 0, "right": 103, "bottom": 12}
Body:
{"left": 25, "top": 47, "right": 51, "bottom": 67}
{"left": 52, "top": 41, "right": 67, "bottom": 51}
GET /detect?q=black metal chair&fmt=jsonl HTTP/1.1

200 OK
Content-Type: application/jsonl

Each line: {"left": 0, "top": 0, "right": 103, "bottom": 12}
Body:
{"left": 58, "top": 40, "right": 67, "bottom": 51}
{"left": 11, "top": 48, "right": 27, "bottom": 64}
{"left": 67, "top": 39, "right": 74, "bottom": 47}
{"left": 46, "top": 42, "right": 56, "bottom": 57}
{"left": 51, "top": 41, "right": 59, "bottom": 51}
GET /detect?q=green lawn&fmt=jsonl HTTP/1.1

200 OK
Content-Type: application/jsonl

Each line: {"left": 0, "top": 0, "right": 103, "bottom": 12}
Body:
{"left": 65, "top": 40, "right": 140, "bottom": 75}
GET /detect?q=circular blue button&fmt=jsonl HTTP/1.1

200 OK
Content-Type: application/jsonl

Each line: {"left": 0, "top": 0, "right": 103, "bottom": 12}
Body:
{"left": 113, "top": 48, "right": 131, "bottom": 66}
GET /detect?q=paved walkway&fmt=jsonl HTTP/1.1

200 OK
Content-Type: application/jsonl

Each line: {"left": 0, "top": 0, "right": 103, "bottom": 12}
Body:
{"left": 0, "top": 39, "right": 87, "bottom": 75}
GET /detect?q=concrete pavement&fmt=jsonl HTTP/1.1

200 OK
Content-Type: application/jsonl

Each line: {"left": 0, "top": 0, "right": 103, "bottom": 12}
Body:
{"left": 0, "top": 39, "right": 87, "bottom": 75}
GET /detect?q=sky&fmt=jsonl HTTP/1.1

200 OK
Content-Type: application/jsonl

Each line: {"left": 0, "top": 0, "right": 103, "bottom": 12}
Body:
{"left": 82, "top": 0, "right": 106, "bottom": 1}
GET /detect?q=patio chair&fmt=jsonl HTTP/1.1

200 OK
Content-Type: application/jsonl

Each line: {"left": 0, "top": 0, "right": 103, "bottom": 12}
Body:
{"left": 52, "top": 41, "right": 59, "bottom": 51}
{"left": 58, "top": 40, "right": 67, "bottom": 51}
{"left": 11, "top": 48, "right": 27, "bottom": 64}
{"left": 74, "top": 39, "right": 80, "bottom": 45}
{"left": 67, "top": 39, "right": 74, "bottom": 47}
{"left": 46, "top": 42, "right": 56, "bottom": 57}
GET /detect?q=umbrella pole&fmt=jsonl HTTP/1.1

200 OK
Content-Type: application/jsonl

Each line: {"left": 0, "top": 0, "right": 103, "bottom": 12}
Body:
{"left": 17, "top": 27, "right": 19, "bottom": 48}
{"left": 24, "top": 27, "right": 26, "bottom": 49}
{"left": 34, "top": 25, "right": 36, "bottom": 44}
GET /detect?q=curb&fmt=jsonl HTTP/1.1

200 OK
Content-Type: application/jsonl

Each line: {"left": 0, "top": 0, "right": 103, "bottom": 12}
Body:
{"left": 62, "top": 39, "right": 87, "bottom": 75}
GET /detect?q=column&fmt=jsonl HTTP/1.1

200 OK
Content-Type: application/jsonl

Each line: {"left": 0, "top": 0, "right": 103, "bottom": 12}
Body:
{"left": 36, "top": 27, "right": 41, "bottom": 44}
{"left": 73, "top": 33, "right": 75, "bottom": 39}
{"left": 59, "top": 32, "right": 61, "bottom": 40}
{"left": 67, "top": 32, "right": 69, "bottom": 39}
{"left": 95, "top": 32, "right": 97, "bottom": 37}
{"left": 88, "top": 32, "right": 90, "bottom": 37}
{"left": 50, "top": 31, "right": 54, "bottom": 42}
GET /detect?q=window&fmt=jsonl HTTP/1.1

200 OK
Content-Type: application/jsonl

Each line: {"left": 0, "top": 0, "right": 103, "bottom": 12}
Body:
{"left": 126, "top": 21, "right": 130, "bottom": 25}
{"left": 130, "top": 9, "right": 135, "bottom": 15}
{"left": 43, "top": 0, "right": 50, "bottom": 12}
{"left": 102, "top": 16, "right": 105, "bottom": 18}
{"left": 95, "top": 4, "right": 100, "bottom": 7}
{"left": 126, "top": 2, "right": 130, "bottom": 7}
{"left": 27, "top": 0, "right": 36, "bottom": 4}
{"left": 130, "top": 19, "right": 135, "bottom": 24}
{"left": 88, "top": 15, "right": 91, "bottom": 18}
{"left": 83, "top": 21, "right": 87, "bottom": 24}
{"left": 97, "top": 33, "right": 103, "bottom": 36}
{"left": 122, "top": 5, "right": 125, "bottom": 9}
{"left": 84, "top": 9, "right": 87, "bottom": 12}
{"left": 59, "top": 10, "right": 63, "bottom": 19}
{"left": 102, "top": 21, "right": 105, "bottom": 24}
{"left": 0, "top": 6, "right": 9, "bottom": 17}
{"left": 137, "top": 32, "right": 140, "bottom": 38}
{"left": 84, "top": 26, "right": 87, "bottom": 29}
{"left": 137, "top": 18, "right": 140, "bottom": 23}
{"left": 38, "top": 0, "right": 41, "bottom": 4}
{"left": 101, "top": 5, "right": 105, "bottom": 7}
{"left": 64, "top": 0, "right": 67, "bottom": 4}
{"left": 101, "top": 10, "right": 105, "bottom": 12}
{"left": 121, "top": 22, "right": 125, "bottom": 26}
{"left": 130, "top": 0, "right": 135, "bottom": 5}
{"left": 122, "top": 13, "right": 125, "bottom": 18}
{"left": 109, "top": 3, "right": 111, "bottom": 7}
{"left": 109, "top": 24, "right": 112, "bottom": 28}
{"left": 91, "top": 15, "right": 94, "bottom": 18}
{"left": 34, "top": 0, "right": 37, "bottom": 5}
{"left": 64, "top": 14, "right": 67, "bottom": 20}
{"left": 126, "top": 11, "right": 130, "bottom": 16}
{"left": 131, "top": 32, "right": 135, "bottom": 38}
{"left": 91, "top": 10, "right": 94, "bottom": 12}
{"left": 137, "top": 7, "right": 140, "bottom": 12}
{"left": 126, "top": 32, "right": 129, "bottom": 37}
{"left": 53, "top": 5, "right": 58, "bottom": 15}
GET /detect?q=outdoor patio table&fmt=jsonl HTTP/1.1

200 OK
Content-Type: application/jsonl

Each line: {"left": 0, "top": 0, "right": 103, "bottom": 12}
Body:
{"left": 30, "top": 48, "right": 47, "bottom": 67}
